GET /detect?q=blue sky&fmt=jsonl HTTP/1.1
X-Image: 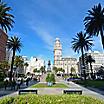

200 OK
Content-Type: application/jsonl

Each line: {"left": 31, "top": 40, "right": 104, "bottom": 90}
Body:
{"left": 4, "top": 0, "right": 104, "bottom": 63}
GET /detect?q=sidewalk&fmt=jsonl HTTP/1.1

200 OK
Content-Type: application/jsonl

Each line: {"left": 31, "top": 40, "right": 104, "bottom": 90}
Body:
{"left": 0, "top": 80, "right": 38, "bottom": 99}
{"left": 64, "top": 81, "right": 104, "bottom": 101}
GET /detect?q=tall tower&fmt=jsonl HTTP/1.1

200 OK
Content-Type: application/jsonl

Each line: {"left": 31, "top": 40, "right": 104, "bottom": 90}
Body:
{"left": 54, "top": 38, "right": 62, "bottom": 67}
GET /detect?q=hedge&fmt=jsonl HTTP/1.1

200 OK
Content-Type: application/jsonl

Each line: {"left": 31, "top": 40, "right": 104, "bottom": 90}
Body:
{"left": 0, "top": 94, "right": 104, "bottom": 104}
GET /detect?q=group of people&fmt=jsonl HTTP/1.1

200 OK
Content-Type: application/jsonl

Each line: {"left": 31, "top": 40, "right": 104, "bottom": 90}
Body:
{"left": 4, "top": 77, "right": 29, "bottom": 90}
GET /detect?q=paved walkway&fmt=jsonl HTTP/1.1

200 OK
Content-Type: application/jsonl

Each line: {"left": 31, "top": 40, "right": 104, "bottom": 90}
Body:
{"left": 1, "top": 74, "right": 104, "bottom": 101}
{"left": 64, "top": 81, "right": 104, "bottom": 101}
{"left": 0, "top": 80, "right": 38, "bottom": 99}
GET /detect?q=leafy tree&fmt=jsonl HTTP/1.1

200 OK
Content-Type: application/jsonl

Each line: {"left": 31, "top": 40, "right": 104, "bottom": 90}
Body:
{"left": 53, "top": 67, "right": 58, "bottom": 73}
{"left": 0, "top": 61, "right": 10, "bottom": 77}
{"left": 7, "top": 36, "right": 22, "bottom": 81}
{"left": 50, "top": 73, "right": 55, "bottom": 84}
{"left": 84, "top": 3, "right": 104, "bottom": 49}
{"left": 46, "top": 73, "right": 51, "bottom": 82}
{"left": 0, "top": 61, "right": 10, "bottom": 71}
{"left": 70, "top": 67, "right": 76, "bottom": 74}
{"left": 40, "top": 66, "right": 45, "bottom": 74}
{"left": 97, "top": 66, "right": 104, "bottom": 77}
{"left": 33, "top": 68, "right": 38, "bottom": 73}
{"left": 70, "top": 67, "right": 76, "bottom": 78}
{"left": 0, "top": 2, "right": 14, "bottom": 32}
{"left": 58, "top": 68, "right": 65, "bottom": 73}
{"left": 14, "top": 56, "right": 24, "bottom": 75}
{"left": 72, "top": 31, "right": 93, "bottom": 79}
{"left": 46, "top": 73, "right": 55, "bottom": 85}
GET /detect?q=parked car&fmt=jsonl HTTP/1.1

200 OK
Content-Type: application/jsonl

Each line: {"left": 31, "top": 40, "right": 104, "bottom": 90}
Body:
{"left": 67, "top": 78, "right": 81, "bottom": 81}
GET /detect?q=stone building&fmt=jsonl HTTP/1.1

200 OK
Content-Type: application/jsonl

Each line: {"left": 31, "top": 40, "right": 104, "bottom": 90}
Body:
{"left": 0, "top": 29, "right": 8, "bottom": 61}
{"left": 53, "top": 38, "right": 78, "bottom": 74}
{"left": 78, "top": 51, "right": 104, "bottom": 74}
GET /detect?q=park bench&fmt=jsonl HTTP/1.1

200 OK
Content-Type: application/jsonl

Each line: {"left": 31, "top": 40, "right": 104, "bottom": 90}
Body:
{"left": 18, "top": 89, "right": 38, "bottom": 95}
{"left": 63, "top": 89, "right": 82, "bottom": 95}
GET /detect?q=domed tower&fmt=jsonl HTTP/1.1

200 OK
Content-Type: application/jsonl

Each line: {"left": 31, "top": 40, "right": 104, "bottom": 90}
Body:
{"left": 54, "top": 38, "right": 62, "bottom": 67}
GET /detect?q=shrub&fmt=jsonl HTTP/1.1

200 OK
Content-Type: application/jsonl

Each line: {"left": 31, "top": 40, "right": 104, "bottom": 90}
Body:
{"left": 0, "top": 94, "right": 104, "bottom": 104}
{"left": 0, "top": 71, "right": 5, "bottom": 81}
{"left": 46, "top": 73, "right": 56, "bottom": 83}
{"left": 50, "top": 74, "right": 55, "bottom": 84}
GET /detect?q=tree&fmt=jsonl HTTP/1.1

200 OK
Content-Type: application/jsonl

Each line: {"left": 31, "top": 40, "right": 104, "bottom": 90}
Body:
{"left": 53, "top": 67, "right": 58, "bottom": 73}
{"left": 71, "top": 31, "right": 93, "bottom": 79}
{"left": 46, "top": 73, "right": 56, "bottom": 86}
{"left": 97, "top": 66, "right": 104, "bottom": 78}
{"left": 14, "top": 56, "right": 24, "bottom": 75}
{"left": 84, "top": 3, "right": 104, "bottom": 49}
{"left": 86, "top": 55, "right": 95, "bottom": 78}
{"left": 0, "top": 61, "right": 10, "bottom": 80}
{"left": 7, "top": 36, "right": 22, "bottom": 81}
{"left": 0, "top": 2, "right": 14, "bottom": 32}
{"left": 70, "top": 67, "right": 76, "bottom": 74}
{"left": 40, "top": 66, "right": 45, "bottom": 74}
{"left": 0, "top": 60, "right": 10, "bottom": 76}
{"left": 14, "top": 56, "right": 24, "bottom": 68}
{"left": 33, "top": 68, "right": 38, "bottom": 73}
{"left": 0, "top": 61, "right": 10, "bottom": 71}
{"left": 57, "top": 68, "right": 65, "bottom": 73}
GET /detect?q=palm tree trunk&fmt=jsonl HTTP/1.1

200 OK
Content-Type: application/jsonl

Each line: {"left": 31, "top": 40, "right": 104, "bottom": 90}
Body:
{"left": 100, "top": 28, "right": 104, "bottom": 49}
{"left": 81, "top": 47, "right": 85, "bottom": 68}
{"left": 10, "top": 49, "right": 15, "bottom": 81}
{"left": 90, "top": 62, "right": 93, "bottom": 79}
{"left": 81, "top": 47, "right": 86, "bottom": 80}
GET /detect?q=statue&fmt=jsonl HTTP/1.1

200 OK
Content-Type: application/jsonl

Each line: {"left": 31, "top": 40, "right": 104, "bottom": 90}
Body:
{"left": 47, "top": 60, "right": 51, "bottom": 71}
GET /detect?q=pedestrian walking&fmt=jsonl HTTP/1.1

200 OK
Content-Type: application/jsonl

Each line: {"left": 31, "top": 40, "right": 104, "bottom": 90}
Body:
{"left": 26, "top": 78, "right": 29, "bottom": 86}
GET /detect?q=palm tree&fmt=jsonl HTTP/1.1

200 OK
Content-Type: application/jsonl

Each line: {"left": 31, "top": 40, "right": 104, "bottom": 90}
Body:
{"left": 84, "top": 3, "right": 104, "bottom": 49}
{"left": 14, "top": 56, "right": 24, "bottom": 76}
{"left": 71, "top": 31, "right": 93, "bottom": 79}
{"left": 0, "top": 2, "right": 14, "bottom": 32}
{"left": 14, "top": 56, "right": 24, "bottom": 68}
{"left": 7, "top": 36, "right": 22, "bottom": 81}
{"left": 86, "top": 55, "right": 95, "bottom": 78}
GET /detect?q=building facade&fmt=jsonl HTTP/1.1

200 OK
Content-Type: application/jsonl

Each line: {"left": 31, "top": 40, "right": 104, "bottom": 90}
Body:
{"left": 53, "top": 38, "right": 78, "bottom": 74}
{"left": 78, "top": 51, "right": 104, "bottom": 74}
{"left": 6, "top": 49, "right": 13, "bottom": 64}
{"left": 0, "top": 29, "right": 8, "bottom": 61}
{"left": 26, "top": 56, "right": 45, "bottom": 74}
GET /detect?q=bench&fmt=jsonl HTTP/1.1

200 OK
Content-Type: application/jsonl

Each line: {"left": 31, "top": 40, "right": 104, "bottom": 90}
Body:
{"left": 18, "top": 89, "right": 38, "bottom": 95}
{"left": 63, "top": 89, "right": 82, "bottom": 95}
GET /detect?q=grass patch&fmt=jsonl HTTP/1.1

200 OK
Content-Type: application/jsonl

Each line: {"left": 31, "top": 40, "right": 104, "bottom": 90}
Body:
{"left": 0, "top": 94, "right": 104, "bottom": 104}
{"left": 30, "top": 83, "right": 69, "bottom": 88}
{"left": 75, "top": 80, "right": 104, "bottom": 88}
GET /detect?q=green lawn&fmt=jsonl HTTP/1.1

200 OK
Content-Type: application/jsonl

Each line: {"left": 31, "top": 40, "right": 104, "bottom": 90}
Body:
{"left": 30, "top": 83, "right": 69, "bottom": 88}
{"left": 0, "top": 94, "right": 104, "bottom": 104}
{"left": 75, "top": 80, "right": 104, "bottom": 88}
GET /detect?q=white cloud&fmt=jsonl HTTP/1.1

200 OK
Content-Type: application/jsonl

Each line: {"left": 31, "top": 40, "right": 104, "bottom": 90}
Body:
{"left": 28, "top": 23, "right": 54, "bottom": 51}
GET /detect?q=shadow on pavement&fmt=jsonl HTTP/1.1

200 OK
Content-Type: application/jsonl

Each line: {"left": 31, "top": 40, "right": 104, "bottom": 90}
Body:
{"left": 85, "top": 86, "right": 104, "bottom": 96}
{"left": 0, "top": 80, "right": 39, "bottom": 98}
